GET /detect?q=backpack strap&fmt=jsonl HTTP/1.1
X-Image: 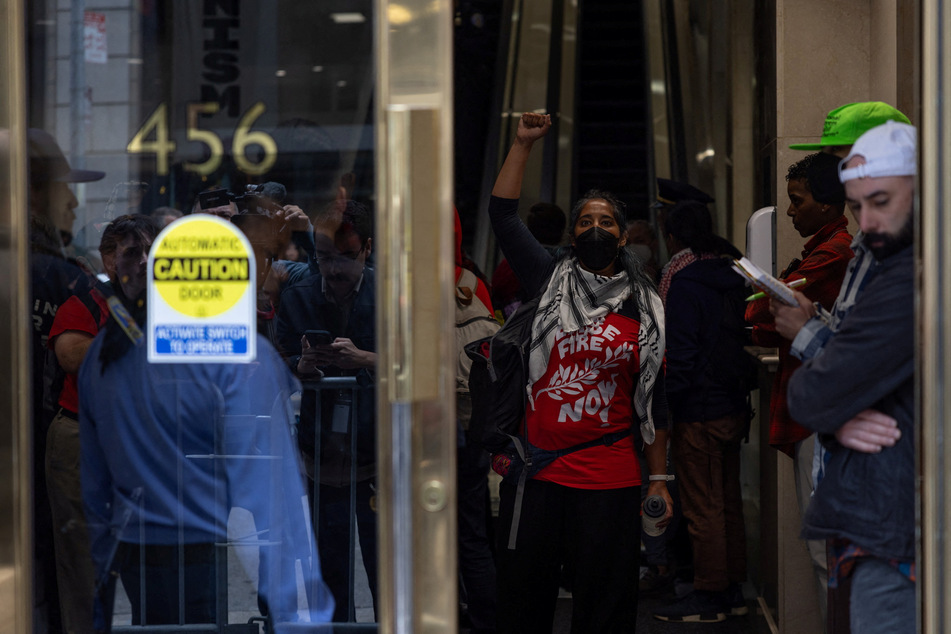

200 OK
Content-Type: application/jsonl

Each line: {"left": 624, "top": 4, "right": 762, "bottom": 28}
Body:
{"left": 41, "top": 284, "right": 109, "bottom": 417}
{"left": 81, "top": 285, "right": 107, "bottom": 327}
{"left": 504, "top": 427, "right": 633, "bottom": 550}
{"left": 507, "top": 435, "right": 530, "bottom": 550}
{"left": 548, "top": 428, "right": 633, "bottom": 459}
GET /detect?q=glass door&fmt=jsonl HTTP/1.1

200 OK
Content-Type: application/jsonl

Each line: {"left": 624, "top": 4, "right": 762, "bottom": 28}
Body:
{"left": 0, "top": 0, "right": 457, "bottom": 631}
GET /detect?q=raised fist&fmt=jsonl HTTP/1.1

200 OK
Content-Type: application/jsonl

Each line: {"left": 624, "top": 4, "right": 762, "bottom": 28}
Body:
{"left": 516, "top": 112, "right": 552, "bottom": 145}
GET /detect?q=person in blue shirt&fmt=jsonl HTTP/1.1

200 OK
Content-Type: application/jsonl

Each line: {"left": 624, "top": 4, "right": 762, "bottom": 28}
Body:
{"left": 79, "top": 234, "right": 334, "bottom": 630}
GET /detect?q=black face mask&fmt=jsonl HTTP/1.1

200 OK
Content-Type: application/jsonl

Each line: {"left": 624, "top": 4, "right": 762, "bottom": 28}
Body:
{"left": 574, "top": 226, "right": 620, "bottom": 271}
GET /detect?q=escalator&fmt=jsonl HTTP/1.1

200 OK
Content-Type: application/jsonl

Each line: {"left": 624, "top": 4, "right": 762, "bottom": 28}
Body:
{"left": 470, "top": 0, "right": 656, "bottom": 271}
{"left": 573, "top": 0, "right": 653, "bottom": 218}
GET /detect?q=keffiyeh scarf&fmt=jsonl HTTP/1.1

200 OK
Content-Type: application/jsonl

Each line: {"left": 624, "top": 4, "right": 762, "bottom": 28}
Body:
{"left": 528, "top": 257, "right": 666, "bottom": 444}
{"left": 658, "top": 247, "right": 716, "bottom": 307}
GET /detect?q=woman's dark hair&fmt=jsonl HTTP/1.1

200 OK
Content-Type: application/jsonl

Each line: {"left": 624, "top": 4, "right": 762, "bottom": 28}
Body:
{"left": 617, "top": 243, "right": 659, "bottom": 292}
{"left": 568, "top": 189, "right": 626, "bottom": 232}
{"left": 558, "top": 189, "right": 657, "bottom": 292}
{"left": 663, "top": 200, "right": 741, "bottom": 258}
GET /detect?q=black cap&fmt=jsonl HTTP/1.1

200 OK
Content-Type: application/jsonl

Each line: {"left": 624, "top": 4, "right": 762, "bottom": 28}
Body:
{"left": 655, "top": 178, "right": 714, "bottom": 206}
{"left": 28, "top": 128, "right": 105, "bottom": 184}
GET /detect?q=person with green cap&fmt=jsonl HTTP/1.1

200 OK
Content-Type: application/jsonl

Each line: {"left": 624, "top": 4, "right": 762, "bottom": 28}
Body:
{"left": 783, "top": 120, "right": 918, "bottom": 634}
{"left": 780, "top": 101, "right": 911, "bottom": 388}
{"left": 745, "top": 152, "right": 854, "bottom": 625}
{"left": 790, "top": 101, "right": 912, "bottom": 156}
{"left": 772, "top": 101, "right": 911, "bottom": 629}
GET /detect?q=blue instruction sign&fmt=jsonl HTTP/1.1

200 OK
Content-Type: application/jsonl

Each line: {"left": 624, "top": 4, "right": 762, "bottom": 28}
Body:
{"left": 154, "top": 325, "right": 250, "bottom": 355}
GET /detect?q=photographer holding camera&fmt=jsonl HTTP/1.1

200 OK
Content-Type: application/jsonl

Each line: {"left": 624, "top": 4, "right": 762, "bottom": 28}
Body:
{"left": 194, "top": 182, "right": 317, "bottom": 342}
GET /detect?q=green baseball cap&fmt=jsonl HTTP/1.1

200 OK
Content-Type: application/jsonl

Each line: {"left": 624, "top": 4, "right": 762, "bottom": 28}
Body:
{"left": 789, "top": 101, "right": 911, "bottom": 150}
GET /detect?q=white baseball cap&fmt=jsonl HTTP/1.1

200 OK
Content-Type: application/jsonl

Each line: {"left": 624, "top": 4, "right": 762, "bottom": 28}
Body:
{"left": 838, "top": 120, "right": 917, "bottom": 183}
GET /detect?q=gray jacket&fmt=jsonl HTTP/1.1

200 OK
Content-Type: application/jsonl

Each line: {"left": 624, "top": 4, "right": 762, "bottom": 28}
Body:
{"left": 788, "top": 245, "right": 914, "bottom": 560}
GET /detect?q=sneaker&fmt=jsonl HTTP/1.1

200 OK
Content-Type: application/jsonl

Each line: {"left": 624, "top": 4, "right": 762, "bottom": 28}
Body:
{"left": 639, "top": 566, "right": 674, "bottom": 595}
{"left": 672, "top": 576, "right": 694, "bottom": 599}
{"left": 652, "top": 590, "right": 727, "bottom": 623}
{"left": 725, "top": 583, "right": 749, "bottom": 617}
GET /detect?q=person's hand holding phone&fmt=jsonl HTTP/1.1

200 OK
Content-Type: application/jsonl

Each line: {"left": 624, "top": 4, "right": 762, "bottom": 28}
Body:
{"left": 298, "top": 330, "right": 334, "bottom": 375}
{"left": 323, "top": 337, "right": 377, "bottom": 370}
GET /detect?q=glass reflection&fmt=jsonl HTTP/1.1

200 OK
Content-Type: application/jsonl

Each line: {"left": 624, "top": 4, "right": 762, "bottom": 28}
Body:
{"left": 27, "top": 1, "right": 378, "bottom": 628}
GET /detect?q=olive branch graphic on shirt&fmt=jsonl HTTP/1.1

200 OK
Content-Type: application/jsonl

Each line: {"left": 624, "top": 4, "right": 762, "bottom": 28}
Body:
{"left": 536, "top": 347, "right": 622, "bottom": 402}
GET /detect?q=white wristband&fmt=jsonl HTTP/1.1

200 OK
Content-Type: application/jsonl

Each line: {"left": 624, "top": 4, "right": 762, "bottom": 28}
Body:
{"left": 649, "top": 474, "right": 675, "bottom": 482}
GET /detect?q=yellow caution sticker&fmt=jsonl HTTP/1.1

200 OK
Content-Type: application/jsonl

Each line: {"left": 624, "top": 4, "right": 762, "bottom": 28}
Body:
{"left": 148, "top": 215, "right": 256, "bottom": 363}
{"left": 151, "top": 218, "right": 250, "bottom": 318}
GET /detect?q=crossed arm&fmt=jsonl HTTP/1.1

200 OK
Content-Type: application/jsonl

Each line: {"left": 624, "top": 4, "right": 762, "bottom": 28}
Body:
{"left": 770, "top": 290, "right": 901, "bottom": 454}
{"left": 834, "top": 409, "right": 901, "bottom": 453}
{"left": 784, "top": 260, "right": 913, "bottom": 453}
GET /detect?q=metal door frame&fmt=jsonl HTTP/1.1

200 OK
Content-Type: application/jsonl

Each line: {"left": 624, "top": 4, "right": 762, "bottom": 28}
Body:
{"left": 374, "top": 1, "right": 458, "bottom": 633}
{"left": 0, "top": 0, "right": 33, "bottom": 630}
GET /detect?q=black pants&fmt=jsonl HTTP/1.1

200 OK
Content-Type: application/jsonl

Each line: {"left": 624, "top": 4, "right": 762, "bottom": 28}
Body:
{"left": 105, "top": 542, "right": 216, "bottom": 628}
{"left": 495, "top": 479, "right": 639, "bottom": 634}
{"left": 308, "top": 480, "right": 379, "bottom": 623}
{"left": 457, "top": 432, "right": 497, "bottom": 632}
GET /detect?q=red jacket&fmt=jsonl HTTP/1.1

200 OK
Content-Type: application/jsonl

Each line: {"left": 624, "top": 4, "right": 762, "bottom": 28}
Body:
{"left": 744, "top": 215, "right": 853, "bottom": 456}
{"left": 455, "top": 207, "right": 493, "bottom": 312}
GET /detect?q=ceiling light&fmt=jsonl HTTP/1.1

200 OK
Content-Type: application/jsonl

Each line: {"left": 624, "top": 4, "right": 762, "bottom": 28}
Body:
{"left": 388, "top": 5, "right": 413, "bottom": 25}
{"left": 330, "top": 12, "right": 366, "bottom": 24}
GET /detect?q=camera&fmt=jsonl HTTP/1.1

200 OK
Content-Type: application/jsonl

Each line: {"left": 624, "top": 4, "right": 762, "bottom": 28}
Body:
{"left": 199, "top": 182, "right": 287, "bottom": 219}
{"left": 199, "top": 182, "right": 293, "bottom": 262}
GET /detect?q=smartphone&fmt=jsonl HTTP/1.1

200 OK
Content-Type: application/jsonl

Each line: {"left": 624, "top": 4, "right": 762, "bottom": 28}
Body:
{"left": 304, "top": 329, "right": 333, "bottom": 346}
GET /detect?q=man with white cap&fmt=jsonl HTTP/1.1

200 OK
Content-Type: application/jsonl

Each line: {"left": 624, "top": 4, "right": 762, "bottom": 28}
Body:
{"left": 777, "top": 102, "right": 911, "bottom": 359}
{"left": 774, "top": 121, "right": 916, "bottom": 632}
{"left": 772, "top": 103, "right": 912, "bottom": 628}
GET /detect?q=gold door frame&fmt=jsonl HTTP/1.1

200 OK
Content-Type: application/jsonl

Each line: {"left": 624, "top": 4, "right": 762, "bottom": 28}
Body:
{"left": 921, "top": 0, "right": 949, "bottom": 630}
{"left": 0, "top": 0, "right": 33, "bottom": 629}
{"left": 374, "top": 1, "right": 458, "bottom": 632}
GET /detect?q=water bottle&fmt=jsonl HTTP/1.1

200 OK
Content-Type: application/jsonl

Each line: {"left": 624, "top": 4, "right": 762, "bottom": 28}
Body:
{"left": 642, "top": 494, "right": 668, "bottom": 537}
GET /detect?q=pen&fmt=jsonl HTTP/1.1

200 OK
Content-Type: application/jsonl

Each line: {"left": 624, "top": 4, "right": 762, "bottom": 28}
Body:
{"left": 745, "top": 277, "right": 807, "bottom": 302}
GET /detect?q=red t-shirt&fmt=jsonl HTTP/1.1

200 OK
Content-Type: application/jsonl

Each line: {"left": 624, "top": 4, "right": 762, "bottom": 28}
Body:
{"left": 527, "top": 311, "right": 642, "bottom": 489}
{"left": 48, "top": 290, "right": 109, "bottom": 412}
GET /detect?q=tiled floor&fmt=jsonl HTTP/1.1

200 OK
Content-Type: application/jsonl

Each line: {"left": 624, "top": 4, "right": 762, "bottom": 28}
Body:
{"left": 413, "top": 582, "right": 770, "bottom": 633}
{"left": 459, "top": 584, "right": 771, "bottom": 634}
{"left": 630, "top": 583, "right": 771, "bottom": 634}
